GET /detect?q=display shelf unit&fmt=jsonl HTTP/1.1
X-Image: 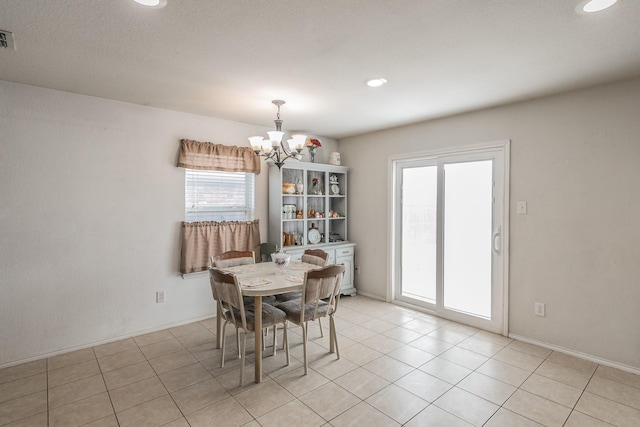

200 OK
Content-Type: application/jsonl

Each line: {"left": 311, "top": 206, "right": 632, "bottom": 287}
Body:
{"left": 268, "top": 162, "right": 356, "bottom": 295}
{"left": 269, "top": 162, "right": 350, "bottom": 248}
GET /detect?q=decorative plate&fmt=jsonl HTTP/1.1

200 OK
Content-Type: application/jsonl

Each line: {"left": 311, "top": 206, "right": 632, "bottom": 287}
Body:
{"left": 308, "top": 228, "right": 321, "bottom": 244}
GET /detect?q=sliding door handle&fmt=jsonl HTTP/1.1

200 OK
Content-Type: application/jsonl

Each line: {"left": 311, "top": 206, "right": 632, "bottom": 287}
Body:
{"left": 493, "top": 227, "right": 502, "bottom": 254}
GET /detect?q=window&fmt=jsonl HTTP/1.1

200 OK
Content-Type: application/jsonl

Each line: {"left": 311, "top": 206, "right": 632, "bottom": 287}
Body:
{"left": 185, "top": 169, "right": 255, "bottom": 222}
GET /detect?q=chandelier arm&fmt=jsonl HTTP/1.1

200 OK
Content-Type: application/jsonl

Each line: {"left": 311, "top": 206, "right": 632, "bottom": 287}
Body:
{"left": 280, "top": 140, "right": 292, "bottom": 157}
{"left": 264, "top": 146, "right": 300, "bottom": 169}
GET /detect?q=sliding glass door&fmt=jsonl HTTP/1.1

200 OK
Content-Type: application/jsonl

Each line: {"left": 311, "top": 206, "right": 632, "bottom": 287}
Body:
{"left": 393, "top": 144, "right": 508, "bottom": 333}
{"left": 442, "top": 159, "right": 493, "bottom": 318}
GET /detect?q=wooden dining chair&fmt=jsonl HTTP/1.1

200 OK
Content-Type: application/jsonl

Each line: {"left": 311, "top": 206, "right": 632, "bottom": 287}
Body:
{"left": 276, "top": 249, "right": 330, "bottom": 336}
{"left": 301, "top": 249, "right": 329, "bottom": 266}
{"left": 259, "top": 242, "right": 279, "bottom": 263}
{"left": 211, "top": 250, "right": 255, "bottom": 268}
{"left": 211, "top": 250, "right": 275, "bottom": 353}
{"left": 278, "top": 250, "right": 329, "bottom": 303}
{"left": 210, "top": 268, "right": 289, "bottom": 386}
{"left": 276, "top": 264, "right": 345, "bottom": 375}
{"left": 212, "top": 250, "right": 276, "bottom": 305}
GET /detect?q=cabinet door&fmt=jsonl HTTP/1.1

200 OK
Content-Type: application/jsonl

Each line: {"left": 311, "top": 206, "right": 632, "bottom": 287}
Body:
{"left": 287, "top": 250, "right": 304, "bottom": 262}
{"left": 327, "top": 249, "right": 336, "bottom": 265}
{"left": 336, "top": 255, "right": 353, "bottom": 290}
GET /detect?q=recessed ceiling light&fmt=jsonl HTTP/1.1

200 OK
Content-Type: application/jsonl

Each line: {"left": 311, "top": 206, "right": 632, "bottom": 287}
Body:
{"left": 134, "top": 0, "right": 167, "bottom": 8}
{"left": 365, "top": 78, "right": 387, "bottom": 88}
{"left": 576, "top": 0, "right": 618, "bottom": 13}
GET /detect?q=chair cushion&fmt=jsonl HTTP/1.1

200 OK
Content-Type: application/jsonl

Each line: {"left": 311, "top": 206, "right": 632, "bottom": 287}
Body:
{"left": 275, "top": 291, "right": 302, "bottom": 303}
{"left": 225, "top": 303, "right": 286, "bottom": 332}
{"left": 277, "top": 300, "right": 332, "bottom": 323}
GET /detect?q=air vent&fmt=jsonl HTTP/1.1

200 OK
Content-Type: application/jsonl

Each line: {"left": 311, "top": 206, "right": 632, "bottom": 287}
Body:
{"left": 0, "top": 30, "right": 16, "bottom": 51}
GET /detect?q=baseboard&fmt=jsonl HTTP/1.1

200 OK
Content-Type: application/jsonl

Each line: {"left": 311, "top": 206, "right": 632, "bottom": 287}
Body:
{"left": 509, "top": 333, "right": 640, "bottom": 376}
{"left": 0, "top": 314, "right": 215, "bottom": 370}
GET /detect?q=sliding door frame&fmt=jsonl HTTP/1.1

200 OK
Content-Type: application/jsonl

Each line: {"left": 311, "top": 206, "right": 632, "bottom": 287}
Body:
{"left": 388, "top": 139, "right": 511, "bottom": 335}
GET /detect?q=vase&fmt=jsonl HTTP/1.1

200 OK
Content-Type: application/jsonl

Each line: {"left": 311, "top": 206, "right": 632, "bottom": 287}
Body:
{"left": 308, "top": 148, "right": 316, "bottom": 163}
{"left": 271, "top": 251, "right": 290, "bottom": 274}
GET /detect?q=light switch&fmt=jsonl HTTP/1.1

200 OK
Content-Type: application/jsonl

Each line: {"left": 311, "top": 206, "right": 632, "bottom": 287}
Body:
{"left": 517, "top": 201, "right": 527, "bottom": 214}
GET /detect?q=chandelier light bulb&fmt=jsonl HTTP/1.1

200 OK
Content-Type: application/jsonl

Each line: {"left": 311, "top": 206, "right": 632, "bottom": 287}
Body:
{"left": 267, "top": 131, "right": 284, "bottom": 146}
{"left": 248, "top": 136, "right": 264, "bottom": 152}
{"left": 291, "top": 134, "right": 307, "bottom": 152}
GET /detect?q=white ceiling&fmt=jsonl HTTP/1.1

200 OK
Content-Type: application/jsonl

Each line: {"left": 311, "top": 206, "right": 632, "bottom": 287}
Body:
{"left": 1, "top": 0, "right": 639, "bottom": 138}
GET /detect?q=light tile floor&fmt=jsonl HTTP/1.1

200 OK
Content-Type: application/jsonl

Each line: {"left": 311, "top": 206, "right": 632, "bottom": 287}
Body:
{"left": 1, "top": 295, "right": 640, "bottom": 426}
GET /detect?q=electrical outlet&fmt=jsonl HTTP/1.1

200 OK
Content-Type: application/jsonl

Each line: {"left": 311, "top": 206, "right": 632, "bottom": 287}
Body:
{"left": 534, "top": 302, "right": 545, "bottom": 317}
{"left": 156, "top": 291, "right": 165, "bottom": 303}
{"left": 0, "top": 30, "right": 16, "bottom": 51}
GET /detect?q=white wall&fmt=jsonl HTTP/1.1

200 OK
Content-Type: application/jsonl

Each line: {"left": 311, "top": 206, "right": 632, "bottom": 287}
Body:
{"left": 339, "top": 77, "right": 640, "bottom": 371}
{"left": 0, "top": 80, "right": 337, "bottom": 367}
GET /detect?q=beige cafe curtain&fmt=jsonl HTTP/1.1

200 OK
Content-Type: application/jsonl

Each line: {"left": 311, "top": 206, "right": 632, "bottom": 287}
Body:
{"left": 177, "top": 139, "right": 261, "bottom": 274}
{"left": 180, "top": 220, "right": 261, "bottom": 274}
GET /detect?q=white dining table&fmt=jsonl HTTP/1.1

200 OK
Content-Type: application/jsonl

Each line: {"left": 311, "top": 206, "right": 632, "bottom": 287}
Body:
{"left": 215, "top": 261, "right": 320, "bottom": 383}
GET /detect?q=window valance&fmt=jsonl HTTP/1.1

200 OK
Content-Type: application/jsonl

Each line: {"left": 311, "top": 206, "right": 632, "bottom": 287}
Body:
{"left": 177, "top": 139, "right": 261, "bottom": 174}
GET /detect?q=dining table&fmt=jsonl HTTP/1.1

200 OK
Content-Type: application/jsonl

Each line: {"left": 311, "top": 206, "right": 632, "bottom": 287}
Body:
{"left": 214, "top": 260, "right": 321, "bottom": 383}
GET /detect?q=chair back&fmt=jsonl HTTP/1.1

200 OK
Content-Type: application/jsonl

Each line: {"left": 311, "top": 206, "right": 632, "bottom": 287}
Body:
{"left": 212, "top": 250, "right": 255, "bottom": 268}
{"left": 259, "top": 242, "right": 278, "bottom": 262}
{"left": 210, "top": 268, "right": 247, "bottom": 329}
{"left": 301, "top": 249, "right": 329, "bottom": 266}
{"left": 300, "top": 264, "right": 345, "bottom": 321}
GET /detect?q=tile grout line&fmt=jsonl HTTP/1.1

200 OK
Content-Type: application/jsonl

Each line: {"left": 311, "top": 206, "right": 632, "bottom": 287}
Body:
{"left": 143, "top": 329, "right": 197, "bottom": 426}
{"left": 560, "top": 365, "right": 597, "bottom": 427}
{"left": 94, "top": 345, "right": 119, "bottom": 427}
{"left": 484, "top": 348, "right": 548, "bottom": 426}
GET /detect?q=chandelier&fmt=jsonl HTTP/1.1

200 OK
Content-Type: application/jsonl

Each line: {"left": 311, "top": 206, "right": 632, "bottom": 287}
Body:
{"left": 249, "top": 100, "right": 306, "bottom": 170}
